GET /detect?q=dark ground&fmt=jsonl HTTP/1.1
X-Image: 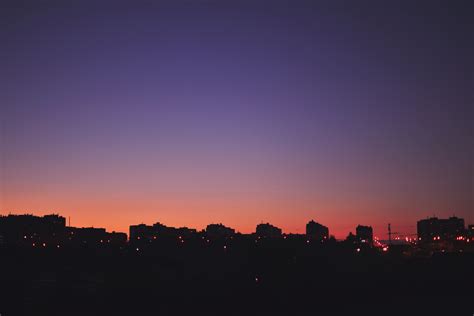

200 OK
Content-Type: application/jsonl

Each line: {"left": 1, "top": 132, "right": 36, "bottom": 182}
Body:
{"left": 0, "top": 240, "right": 472, "bottom": 316}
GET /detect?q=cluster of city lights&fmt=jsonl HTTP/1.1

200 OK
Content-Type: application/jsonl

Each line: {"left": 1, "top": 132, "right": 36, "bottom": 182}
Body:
{"left": 21, "top": 232, "right": 474, "bottom": 253}
{"left": 373, "top": 237, "right": 388, "bottom": 252}
{"left": 133, "top": 233, "right": 334, "bottom": 248}
{"left": 134, "top": 235, "right": 237, "bottom": 248}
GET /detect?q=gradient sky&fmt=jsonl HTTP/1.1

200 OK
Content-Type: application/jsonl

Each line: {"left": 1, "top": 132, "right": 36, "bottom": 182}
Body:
{"left": 1, "top": 1, "right": 472, "bottom": 238}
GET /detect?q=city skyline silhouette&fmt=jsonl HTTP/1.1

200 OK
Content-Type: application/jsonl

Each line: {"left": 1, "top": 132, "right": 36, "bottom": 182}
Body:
{"left": 0, "top": 1, "right": 472, "bottom": 315}
{"left": 0, "top": 211, "right": 473, "bottom": 315}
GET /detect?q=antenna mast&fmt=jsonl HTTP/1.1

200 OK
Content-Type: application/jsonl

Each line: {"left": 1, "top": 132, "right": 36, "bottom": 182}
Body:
{"left": 388, "top": 223, "right": 392, "bottom": 245}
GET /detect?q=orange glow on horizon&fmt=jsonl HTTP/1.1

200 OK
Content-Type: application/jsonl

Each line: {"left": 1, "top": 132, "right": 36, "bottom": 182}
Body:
{"left": 3, "top": 187, "right": 470, "bottom": 239}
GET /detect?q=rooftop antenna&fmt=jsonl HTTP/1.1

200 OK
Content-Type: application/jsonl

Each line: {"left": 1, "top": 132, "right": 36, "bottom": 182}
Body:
{"left": 68, "top": 216, "right": 71, "bottom": 227}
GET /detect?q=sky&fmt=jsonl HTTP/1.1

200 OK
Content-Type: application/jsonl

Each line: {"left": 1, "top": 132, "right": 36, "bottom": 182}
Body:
{"left": 1, "top": 0, "right": 473, "bottom": 238}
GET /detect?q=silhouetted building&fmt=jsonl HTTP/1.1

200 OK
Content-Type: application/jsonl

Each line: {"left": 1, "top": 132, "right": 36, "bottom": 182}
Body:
{"left": 256, "top": 223, "right": 282, "bottom": 238}
{"left": 0, "top": 214, "right": 66, "bottom": 245}
{"left": 108, "top": 231, "right": 127, "bottom": 245}
{"left": 206, "top": 223, "right": 235, "bottom": 238}
{"left": 129, "top": 224, "right": 155, "bottom": 241}
{"left": 356, "top": 225, "right": 373, "bottom": 244}
{"left": 306, "top": 220, "right": 329, "bottom": 240}
{"left": 65, "top": 227, "right": 126, "bottom": 247}
{"left": 153, "top": 222, "right": 197, "bottom": 237}
{"left": 66, "top": 227, "right": 106, "bottom": 244}
{"left": 130, "top": 222, "right": 197, "bottom": 242}
{"left": 417, "top": 216, "right": 465, "bottom": 242}
{"left": 0, "top": 213, "right": 126, "bottom": 248}
{"left": 43, "top": 214, "right": 66, "bottom": 227}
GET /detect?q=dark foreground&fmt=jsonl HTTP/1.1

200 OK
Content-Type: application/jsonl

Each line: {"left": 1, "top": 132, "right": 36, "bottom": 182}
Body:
{"left": 1, "top": 241, "right": 472, "bottom": 316}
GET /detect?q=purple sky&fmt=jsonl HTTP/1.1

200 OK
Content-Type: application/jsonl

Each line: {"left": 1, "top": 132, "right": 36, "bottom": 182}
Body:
{"left": 1, "top": 1, "right": 472, "bottom": 238}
